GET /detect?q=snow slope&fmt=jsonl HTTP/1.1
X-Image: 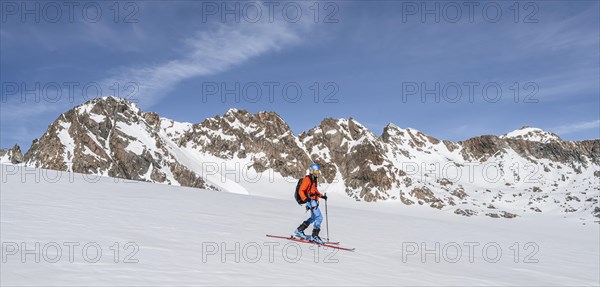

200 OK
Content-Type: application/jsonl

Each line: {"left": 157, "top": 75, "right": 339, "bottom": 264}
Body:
{"left": 1, "top": 165, "right": 599, "bottom": 286}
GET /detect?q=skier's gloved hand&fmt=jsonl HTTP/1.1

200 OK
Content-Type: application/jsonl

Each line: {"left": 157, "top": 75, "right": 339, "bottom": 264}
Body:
{"left": 321, "top": 195, "right": 328, "bottom": 200}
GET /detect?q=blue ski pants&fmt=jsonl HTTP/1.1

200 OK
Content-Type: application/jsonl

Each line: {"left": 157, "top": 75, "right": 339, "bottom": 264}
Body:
{"left": 305, "top": 200, "right": 323, "bottom": 229}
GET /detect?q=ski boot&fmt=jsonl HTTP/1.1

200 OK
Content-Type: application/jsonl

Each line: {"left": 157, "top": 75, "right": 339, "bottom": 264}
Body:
{"left": 294, "top": 221, "right": 310, "bottom": 240}
{"left": 310, "top": 227, "right": 324, "bottom": 244}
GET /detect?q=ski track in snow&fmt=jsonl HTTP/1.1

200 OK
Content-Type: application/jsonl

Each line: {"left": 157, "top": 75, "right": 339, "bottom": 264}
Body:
{"left": 1, "top": 166, "right": 598, "bottom": 286}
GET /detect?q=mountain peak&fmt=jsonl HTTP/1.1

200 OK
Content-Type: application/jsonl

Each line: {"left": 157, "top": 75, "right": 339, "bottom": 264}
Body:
{"left": 384, "top": 122, "right": 401, "bottom": 129}
{"left": 74, "top": 96, "right": 141, "bottom": 116}
{"left": 381, "top": 123, "right": 405, "bottom": 139}
{"left": 225, "top": 108, "right": 242, "bottom": 115}
{"left": 501, "top": 126, "right": 562, "bottom": 143}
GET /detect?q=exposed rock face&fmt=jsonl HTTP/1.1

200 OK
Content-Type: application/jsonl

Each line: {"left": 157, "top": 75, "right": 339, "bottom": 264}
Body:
{"left": 486, "top": 211, "right": 518, "bottom": 219}
{"left": 451, "top": 188, "right": 468, "bottom": 200}
{"left": 14, "top": 97, "right": 600, "bottom": 219}
{"left": 178, "top": 109, "right": 311, "bottom": 179}
{"left": 300, "top": 118, "right": 393, "bottom": 201}
{"left": 459, "top": 135, "right": 507, "bottom": 161}
{"left": 455, "top": 208, "right": 477, "bottom": 217}
{"left": 0, "top": 144, "right": 24, "bottom": 164}
{"left": 24, "top": 97, "right": 207, "bottom": 189}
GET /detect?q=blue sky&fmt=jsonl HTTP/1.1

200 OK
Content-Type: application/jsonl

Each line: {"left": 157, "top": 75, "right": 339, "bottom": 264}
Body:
{"left": 1, "top": 1, "right": 599, "bottom": 150}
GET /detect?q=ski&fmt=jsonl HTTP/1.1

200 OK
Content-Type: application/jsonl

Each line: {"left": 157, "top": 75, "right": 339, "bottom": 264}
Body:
{"left": 265, "top": 234, "right": 355, "bottom": 251}
{"left": 266, "top": 234, "right": 340, "bottom": 245}
{"left": 265, "top": 234, "right": 352, "bottom": 251}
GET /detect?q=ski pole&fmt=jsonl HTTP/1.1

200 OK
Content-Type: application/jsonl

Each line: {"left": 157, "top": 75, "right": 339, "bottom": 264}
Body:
{"left": 325, "top": 193, "right": 329, "bottom": 242}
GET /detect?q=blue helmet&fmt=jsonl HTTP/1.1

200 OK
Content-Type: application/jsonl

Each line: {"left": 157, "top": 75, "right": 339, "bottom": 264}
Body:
{"left": 308, "top": 163, "right": 320, "bottom": 176}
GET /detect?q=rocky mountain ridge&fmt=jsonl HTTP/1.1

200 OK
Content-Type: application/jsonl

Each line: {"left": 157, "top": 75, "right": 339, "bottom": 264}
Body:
{"left": 2, "top": 97, "right": 598, "bottom": 220}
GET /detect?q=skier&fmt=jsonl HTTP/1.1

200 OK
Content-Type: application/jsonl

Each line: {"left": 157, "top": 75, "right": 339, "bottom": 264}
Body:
{"left": 294, "top": 163, "right": 328, "bottom": 244}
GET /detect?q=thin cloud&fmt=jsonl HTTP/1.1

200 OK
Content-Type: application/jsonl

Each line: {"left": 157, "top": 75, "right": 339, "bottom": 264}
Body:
{"left": 1, "top": 102, "right": 63, "bottom": 120}
{"left": 551, "top": 120, "right": 600, "bottom": 136}
{"left": 101, "top": 22, "right": 303, "bottom": 107}
{"left": 517, "top": 3, "right": 599, "bottom": 51}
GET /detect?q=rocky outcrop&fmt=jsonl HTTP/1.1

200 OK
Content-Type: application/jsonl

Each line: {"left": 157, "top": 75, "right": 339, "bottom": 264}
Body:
{"left": 486, "top": 211, "right": 518, "bottom": 219}
{"left": 455, "top": 208, "right": 477, "bottom": 217}
{"left": 179, "top": 109, "right": 311, "bottom": 179}
{"left": 0, "top": 144, "right": 24, "bottom": 164}
{"left": 300, "top": 118, "right": 394, "bottom": 201}
{"left": 505, "top": 139, "right": 600, "bottom": 167}
{"left": 459, "top": 135, "right": 507, "bottom": 161}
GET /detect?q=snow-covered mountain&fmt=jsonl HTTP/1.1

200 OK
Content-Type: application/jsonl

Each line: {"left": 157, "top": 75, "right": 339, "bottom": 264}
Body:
{"left": 500, "top": 126, "right": 562, "bottom": 143}
{"left": 23, "top": 98, "right": 208, "bottom": 189}
{"left": 8, "top": 97, "right": 600, "bottom": 220}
